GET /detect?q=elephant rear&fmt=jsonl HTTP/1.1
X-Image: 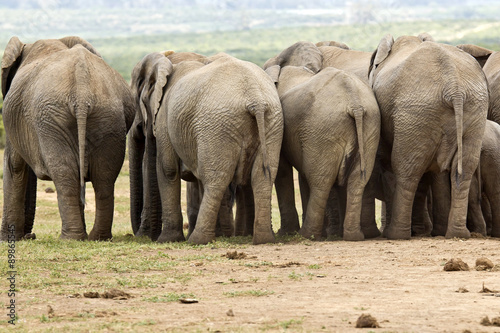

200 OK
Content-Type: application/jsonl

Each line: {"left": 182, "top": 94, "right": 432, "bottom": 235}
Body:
{"left": 1, "top": 36, "right": 135, "bottom": 241}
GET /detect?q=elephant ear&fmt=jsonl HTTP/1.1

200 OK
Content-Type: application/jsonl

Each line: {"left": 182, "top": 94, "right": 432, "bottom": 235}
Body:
{"left": 1, "top": 36, "right": 25, "bottom": 98}
{"left": 368, "top": 34, "right": 394, "bottom": 86}
{"left": 418, "top": 33, "right": 434, "bottom": 42}
{"left": 456, "top": 44, "right": 493, "bottom": 68}
{"left": 131, "top": 53, "right": 173, "bottom": 136}
{"left": 59, "top": 36, "right": 101, "bottom": 57}
{"left": 148, "top": 57, "right": 173, "bottom": 134}
{"left": 264, "top": 64, "right": 281, "bottom": 84}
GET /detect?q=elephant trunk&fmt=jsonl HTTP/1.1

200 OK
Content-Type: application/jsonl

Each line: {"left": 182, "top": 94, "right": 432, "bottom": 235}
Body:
{"left": 352, "top": 107, "right": 366, "bottom": 181}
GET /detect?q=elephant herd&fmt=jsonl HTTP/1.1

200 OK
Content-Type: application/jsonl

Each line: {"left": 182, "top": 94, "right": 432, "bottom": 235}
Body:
{"left": 1, "top": 33, "right": 499, "bottom": 245}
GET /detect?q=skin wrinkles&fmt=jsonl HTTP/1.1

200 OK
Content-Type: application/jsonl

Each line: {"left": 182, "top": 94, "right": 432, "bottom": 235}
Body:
{"left": 2, "top": 37, "right": 135, "bottom": 241}
{"left": 370, "top": 34, "right": 488, "bottom": 240}
{"left": 133, "top": 50, "right": 282, "bottom": 244}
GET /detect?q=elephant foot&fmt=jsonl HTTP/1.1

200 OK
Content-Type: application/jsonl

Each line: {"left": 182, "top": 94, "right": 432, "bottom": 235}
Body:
{"left": 383, "top": 226, "right": 410, "bottom": 240}
{"left": 445, "top": 228, "right": 470, "bottom": 239}
{"left": 278, "top": 227, "right": 300, "bottom": 236}
{"left": 135, "top": 227, "right": 151, "bottom": 238}
{"left": 431, "top": 226, "right": 447, "bottom": 237}
{"left": 157, "top": 230, "right": 186, "bottom": 243}
{"left": 299, "top": 228, "right": 322, "bottom": 241}
{"left": 187, "top": 230, "right": 215, "bottom": 245}
{"left": 361, "top": 226, "right": 381, "bottom": 239}
{"left": 88, "top": 230, "right": 112, "bottom": 241}
{"left": 490, "top": 227, "right": 500, "bottom": 238}
{"left": 215, "top": 226, "right": 234, "bottom": 238}
{"left": 252, "top": 231, "right": 276, "bottom": 245}
{"left": 343, "top": 230, "right": 365, "bottom": 241}
{"left": 22, "top": 233, "right": 37, "bottom": 240}
{"left": 60, "top": 231, "right": 88, "bottom": 241}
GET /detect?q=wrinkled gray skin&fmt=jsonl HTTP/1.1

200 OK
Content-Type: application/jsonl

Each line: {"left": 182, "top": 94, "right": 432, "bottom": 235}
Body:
{"left": 1, "top": 36, "right": 135, "bottom": 241}
{"left": 131, "top": 51, "right": 283, "bottom": 245}
{"left": 457, "top": 45, "right": 500, "bottom": 124}
{"left": 316, "top": 41, "right": 372, "bottom": 84}
{"left": 264, "top": 41, "right": 380, "bottom": 241}
{"left": 467, "top": 120, "right": 500, "bottom": 237}
{"left": 128, "top": 52, "right": 235, "bottom": 241}
{"left": 314, "top": 41, "right": 385, "bottom": 238}
{"left": 368, "top": 33, "right": 489, "bottom": 239}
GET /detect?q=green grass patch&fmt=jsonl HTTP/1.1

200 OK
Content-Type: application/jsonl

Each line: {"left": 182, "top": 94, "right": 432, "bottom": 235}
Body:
{"left": 223, "top": 289, "right": 274, "bottom": 297}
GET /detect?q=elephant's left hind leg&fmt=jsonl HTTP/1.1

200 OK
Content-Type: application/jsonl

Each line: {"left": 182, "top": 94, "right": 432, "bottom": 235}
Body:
{"left": 1, "top": 144, "right": 30, "bottom": 241}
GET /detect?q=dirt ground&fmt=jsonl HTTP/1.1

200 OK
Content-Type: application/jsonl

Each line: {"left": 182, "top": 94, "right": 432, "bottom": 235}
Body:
{"left": 11, "top": 236, "right": 500, "bottom": 332}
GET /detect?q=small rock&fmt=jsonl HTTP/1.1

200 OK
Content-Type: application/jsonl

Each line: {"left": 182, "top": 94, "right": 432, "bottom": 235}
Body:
{"left": 355, "top": 314, "right": 380, "bottom": 328}
{"left": 475, "top": 257, "right": 494, "bottom": 271}
{"left": 491, "top": 317, "right": 500, "bottom": 327}
{"left": 492, "top": 265, "right": 500, "bottom": 272}
{"left": 179, "top": 298, "right": 198, "bottom": 304}
{"left": 456, "top": 287, "right": 469, "bottom": 293}
{"left": 443, "top": 258, "right": 469, "bottom": 271}
{"left": 226, "top": 309, "right": 234, "bottom": 317}
{"left": 45, "top": 187, "right": 55, "bottom": 193}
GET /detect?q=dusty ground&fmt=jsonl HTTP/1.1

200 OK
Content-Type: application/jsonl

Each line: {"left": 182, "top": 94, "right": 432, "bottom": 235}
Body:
{"left": 8, "top": 236, "right": 500, "bottom": 332}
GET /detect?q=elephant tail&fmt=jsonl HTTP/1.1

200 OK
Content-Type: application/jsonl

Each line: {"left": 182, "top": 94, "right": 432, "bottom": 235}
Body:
{"left": 451, "top": 94, "right": 464, "bottom": 188}
{"left": 351, "top": 107, "right": 366, "bottom": 181}
{"left": 248, "top": 104, "right": 271, "bottom": 178}
{"left": 75, "top": 102, "right": 89, "bottom": 191}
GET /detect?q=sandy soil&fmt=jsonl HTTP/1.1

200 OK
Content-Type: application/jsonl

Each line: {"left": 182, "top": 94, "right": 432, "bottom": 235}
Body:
{"left": 11, "top": 236, "right": 500, "bottom": 332}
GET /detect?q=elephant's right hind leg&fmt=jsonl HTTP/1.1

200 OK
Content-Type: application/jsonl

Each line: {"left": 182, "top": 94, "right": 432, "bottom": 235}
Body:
{"left": 188, "top": 183, "right": 228, "bottom": 245}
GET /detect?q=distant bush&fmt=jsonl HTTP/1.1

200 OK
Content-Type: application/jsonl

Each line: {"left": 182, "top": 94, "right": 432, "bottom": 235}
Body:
{"left": 91, "top": 20, "right": 500, "bottom": 82}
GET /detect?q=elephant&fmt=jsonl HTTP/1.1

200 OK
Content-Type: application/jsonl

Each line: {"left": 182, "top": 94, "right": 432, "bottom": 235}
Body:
{"left": 467, "top": 120, "right": 500, "bottom": 237}
{"left": 128, "top": 51, "right": 236, "bottom": 241}
{"left": 263, "top": 41, "right": 381, "bottom": 241}
{"left": 456, "top": 44, "right": 500, "bottom": 124}
{"left": 0, "top": 36, "right": 135, "bottom": 241}
{"left": 315, "top": 40, "right": 373, "bottom": 84}
{"left": 130, "top": 51, "right": 283, "bottom": 245}
{"left": 368, "top": 33, "right": 489, "bottom": 240}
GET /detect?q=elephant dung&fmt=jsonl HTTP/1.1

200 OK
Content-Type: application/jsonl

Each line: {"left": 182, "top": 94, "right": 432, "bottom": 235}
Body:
{"left": 355, "top": 314, "right": 380, "bottom": 328}
{"left": 480, "top": 316, "right": 500, "bottom": 327}
{"left": 475, "top": 257, "right": 494, "bottom": 271}
{"left": 443, "top": 258, "right": 470, "bottom": 271}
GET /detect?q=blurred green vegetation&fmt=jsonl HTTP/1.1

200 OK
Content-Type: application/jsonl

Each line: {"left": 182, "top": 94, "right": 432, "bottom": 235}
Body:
{"left": 90, "top": 19, "right": 500, "bottom": 82}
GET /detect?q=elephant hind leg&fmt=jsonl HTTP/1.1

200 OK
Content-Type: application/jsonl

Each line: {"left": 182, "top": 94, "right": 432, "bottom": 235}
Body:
{"left": 53, "top": 179, "right": 88, "bottom": 240}
{"left": 188, "top": 183, "right": 229, "bottom": 245}
{"left": 274, "top": 156, "right": 300, "bottom": 236}
{"left": 299, "top": 176, "right": 336, "bottom": 241}
{"left": 1, "top": 144, "right": 31, "bottom": 241}
{"left": 88, "top": 182, "right": 115, "bottom": 241}
{"left": 384, "top": 175, "right": 420, "bottom": 240}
